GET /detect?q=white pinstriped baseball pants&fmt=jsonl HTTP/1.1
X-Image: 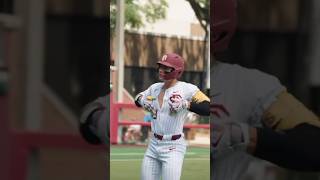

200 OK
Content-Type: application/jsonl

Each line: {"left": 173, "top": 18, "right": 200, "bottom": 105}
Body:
{"left": 141, "top": 136, "right": 187, "bottom": 180}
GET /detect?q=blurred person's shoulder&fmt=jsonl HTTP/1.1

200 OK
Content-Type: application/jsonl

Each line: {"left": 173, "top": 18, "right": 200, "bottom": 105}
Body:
{"left": 214, "top": 61, "right": 267, "bottom": 76}
{"left": 214, "top": 61, "right": 284, "bottom": 88}
{"left": 213, "top": 61, "right": 286, "bottom": 106}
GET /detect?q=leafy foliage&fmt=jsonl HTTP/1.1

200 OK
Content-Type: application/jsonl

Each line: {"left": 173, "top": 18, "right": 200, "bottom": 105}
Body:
{"left": 185, "top": 0, "right": 209, "bottom": 32}
{"left": 110, "top": 0, "right": 168, "bottom": 33}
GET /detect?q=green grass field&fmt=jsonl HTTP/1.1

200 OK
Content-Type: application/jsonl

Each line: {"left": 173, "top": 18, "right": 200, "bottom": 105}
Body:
{"left": 111, "top": 145, "right": 210, "bottom": 180}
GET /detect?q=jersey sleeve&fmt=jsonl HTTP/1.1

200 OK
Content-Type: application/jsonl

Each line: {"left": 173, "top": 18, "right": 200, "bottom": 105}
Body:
{"left": 137, "top": 83, "right": 160, "bottom": 97}
{"left": 134, "top": 83, "right": 160, "bottom": 106}
{"left": 185, "top": 83, "right": 200, "bottom": 101}
{"left": 243, "top": 68, "right": 286, "bottom": 125}
{"left": 185, "top": 83, "right": 210, "bottom": 103}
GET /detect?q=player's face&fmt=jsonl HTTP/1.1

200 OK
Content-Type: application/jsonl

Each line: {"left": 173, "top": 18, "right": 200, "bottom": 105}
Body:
{"left": 157, "top": 64, "right": 174, "bottom": 81}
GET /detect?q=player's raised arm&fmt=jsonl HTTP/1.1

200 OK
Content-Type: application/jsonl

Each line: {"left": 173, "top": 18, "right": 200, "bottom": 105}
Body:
{"left": 211, "top": 89, "right": 320, "bottom": 171}
{"left": 134, "top": 86, "right": 159, "bottom": 119}
{"left": 188, "top": 90, "right": 210, "bottom": 116}
{"left": 134, "top": 87, "right": 149, "bottom": 108}
{"left": 251, "top": 90, "right": 320, "bottom": 171}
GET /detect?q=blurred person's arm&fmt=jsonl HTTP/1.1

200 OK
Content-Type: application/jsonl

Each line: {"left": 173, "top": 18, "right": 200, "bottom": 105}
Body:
{"left": 211, "top": 65, "right": 320, "bottom": 171}
{"left": 79, "top": 96, "right": 108, "bottom": 145}
{"left": 251, "top": 123, "right": 320, "bottom": 171}
{"left": 212, "top": 91, "right": 320, "bottom": 171}
{"left": 251, "top": 90, "right": 320, "bottom": 171}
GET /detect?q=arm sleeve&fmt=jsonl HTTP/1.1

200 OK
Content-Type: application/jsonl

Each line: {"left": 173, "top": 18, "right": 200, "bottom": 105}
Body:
{"left": 254, "top": 123, "right": 320, "bottom": 171}
{"left": 189, "top": 101, "right": 210, "bottom": 116}
{"left": 262, "top": 90, "right": 320, "bottom": 130}
{"left": 134, "top": 94, "right": 143, "bottom": 107}
{"left": 189, "top": 90, "right": 210, "bottom": 116}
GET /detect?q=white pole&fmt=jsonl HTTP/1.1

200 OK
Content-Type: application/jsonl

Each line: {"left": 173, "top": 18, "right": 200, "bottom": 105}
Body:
{"left": 115, "top": 0, "right": 125, "bottom": 102}
{"left": 206, "top": 25, "right": 210, "bottom": 89}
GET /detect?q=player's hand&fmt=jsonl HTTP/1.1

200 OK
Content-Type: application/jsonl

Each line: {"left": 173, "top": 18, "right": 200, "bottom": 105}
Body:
{"left": 212, "top": 122, "right": 250, "bottom": 159}
{"left": 168, "top": 93, "right": 189, "bottom": 112}
{"left": 139, "top": 95, "right": 157, "bottom": 115}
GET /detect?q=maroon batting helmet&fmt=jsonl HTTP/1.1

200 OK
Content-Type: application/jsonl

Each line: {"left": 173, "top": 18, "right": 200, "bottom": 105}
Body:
{"left": 211, "top": 0, "right": 237, "bottom": 52}
{"left": 157, "top": 53, "right": 185, "bottom": 80}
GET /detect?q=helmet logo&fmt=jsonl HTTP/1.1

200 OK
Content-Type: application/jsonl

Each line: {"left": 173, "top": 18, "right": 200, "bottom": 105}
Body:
{"left": 161, "top": 55, "right": 167, "bottom": 61}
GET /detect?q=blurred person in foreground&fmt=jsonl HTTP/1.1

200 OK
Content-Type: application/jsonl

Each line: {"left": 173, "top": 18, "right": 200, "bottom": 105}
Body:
{"left": 211, "top": 0, "right": 320, "bottom": 179}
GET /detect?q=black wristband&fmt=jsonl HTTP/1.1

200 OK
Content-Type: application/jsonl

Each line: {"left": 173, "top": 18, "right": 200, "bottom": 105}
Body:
{"left": 189, "top": 101, "right": 210, "bottom": 116}
{"left": 134, "top": 95, "right": 143, "bottom": 107}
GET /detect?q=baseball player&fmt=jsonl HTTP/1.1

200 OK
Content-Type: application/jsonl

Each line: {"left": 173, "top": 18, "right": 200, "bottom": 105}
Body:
{"left": 134, "top": 53, "right": 210, "bottom": 180}
{"left": 211, "top": 0, "right": 320, "bottom": 179}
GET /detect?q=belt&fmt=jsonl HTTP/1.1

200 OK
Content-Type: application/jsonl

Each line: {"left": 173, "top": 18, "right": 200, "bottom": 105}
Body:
{"left": 154, "top": 133, "right": 181, "bottom": 141}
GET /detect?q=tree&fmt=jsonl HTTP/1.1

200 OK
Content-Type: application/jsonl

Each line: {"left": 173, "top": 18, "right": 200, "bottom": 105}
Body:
{"left": 186, "top": 0, "right": 209, "bottom": 35}
{"left": 186, "top": 0, "right": 210, "bottom": 89}
{"left": 110, "top": 0, "right": 168, "bottom": 33}
{"left": 110, "top": 0, "right": 209, "bottom": 32}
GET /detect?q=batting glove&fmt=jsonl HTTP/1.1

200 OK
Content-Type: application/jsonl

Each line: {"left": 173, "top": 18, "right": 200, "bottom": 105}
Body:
{"left": 168, "top": 93, "right": 189, "bottom": 112}
{"left": 211, "top": 121, "right": 250, "bottom": 159}
{"left": 137, "top": 95, "right": 157, "bottom": 118}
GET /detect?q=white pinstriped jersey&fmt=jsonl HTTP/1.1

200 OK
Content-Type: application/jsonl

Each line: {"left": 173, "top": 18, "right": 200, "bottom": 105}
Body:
{"left": 139, "top": 81, "right": 199, "bottom": 135}
{"left": 211, "top": 62, "right": 285, "bottom": 180}
{"left": 139, "top": 81, "right": 201, "bottom": 180}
